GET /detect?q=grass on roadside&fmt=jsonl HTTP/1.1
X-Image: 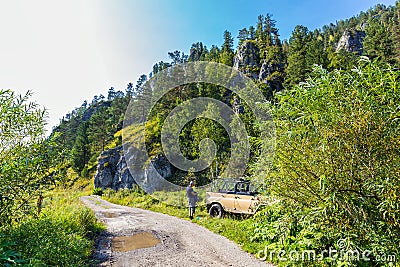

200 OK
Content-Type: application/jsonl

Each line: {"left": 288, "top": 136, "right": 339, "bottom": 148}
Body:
{"left": 0, "top": 180, "right": 105, "bottom": 267}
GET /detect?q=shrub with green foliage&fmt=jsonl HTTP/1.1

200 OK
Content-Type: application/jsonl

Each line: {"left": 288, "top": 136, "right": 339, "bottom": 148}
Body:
{"left": 92, "top": 187, "right": 104, "bottom": 196}
{"left": 0, "top": 193, "right": 103, "bottom": 266}
{"left": 0, "top": 90, "right": 64, "bottom": 227}
{"left": 268, "top": 58, "right": 399, "bottom": 265}
{"left": 0, "top": 236, "right": 25, "bottom": 266}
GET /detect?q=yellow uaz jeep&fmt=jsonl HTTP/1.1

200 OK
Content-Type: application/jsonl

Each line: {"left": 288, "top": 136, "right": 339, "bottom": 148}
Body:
{"left": 206, "top": 179, "right": 266, "bottom": 218}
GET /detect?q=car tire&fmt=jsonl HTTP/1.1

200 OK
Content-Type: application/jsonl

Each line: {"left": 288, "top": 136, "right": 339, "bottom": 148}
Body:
{"left": 209, "top": 203, "right": 223, "bottom": 218}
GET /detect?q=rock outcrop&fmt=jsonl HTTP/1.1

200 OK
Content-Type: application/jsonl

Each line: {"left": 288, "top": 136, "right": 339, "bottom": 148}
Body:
{"left": 233, "top": 40, "right": 260, "bottom": 80}
{"left": 94, "top": 146, "right": 173, "bottom": 191}
{"left": 336, "top": 29, "right": 366, "bottom": 55}
{"left": 94, "top": 146, "right": 133, "bottom": 190}
{"left": 259, "top": 60, "right": 284, "bottom": 91}
{"left": 233, "top": 40, "right": 283, "bottom": 91}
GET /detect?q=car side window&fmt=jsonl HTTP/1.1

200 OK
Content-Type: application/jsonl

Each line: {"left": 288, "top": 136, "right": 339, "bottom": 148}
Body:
{"left": 235, "top": 182, "right": 249, "bottom": 194}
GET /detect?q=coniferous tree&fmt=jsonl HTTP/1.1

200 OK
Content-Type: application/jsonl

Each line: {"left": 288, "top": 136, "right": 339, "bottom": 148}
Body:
{"left": 168, "top": 50, "right": 188, "bottom": 65}
{"left": 262, "top": 14, "right": 275, "bottom": 48}
{"left": 205, "top": 45, "right": 220, "bottom": 62}
{"left": 255, "top": 15, "right": 264, "bottom": 44}
{"left": 107, "top": 87, "right": 116, "bottom": 101}
{"left": 134, "top": 74, "right": 148, "bottom": 98}
{"left": 238, "top": 28, "right": 249, "bottom": 45}
{"left": 250, "top": 14, "right": 285, "bottom": 92}
{"left": 363, "top": 17, "right": 395, "bottom": 63}
{"left": 220, "top": 30, "right": 234, "bottom": 66}
{"left": 152, "top": 61, "right": 170, "bottom": 76}
{"left": 125, "top": 82, "right": 134, "bottom": 98}
{"left": 248, "top": 26, "right": 256, "bottom": 40}
{"left": 71, "top": 121, "right": 90, "bottom": 173}
{"left": 222, "top": 30, "right": 234, "bottom": 52}
{"left": 306, "top": 30, "right": 329, "bottom": 68}
{"left": 394, "top": 1, "right": 400, "bottom": 65}
{"left": 189, "top": 42, "right": 208, "bottom": 62}
{"left": 285, "top": 25, "right": 310, "bottom": 88}
{"left": 88, "top": 106, "right": 111, "bottom": 153}
{"left": 108, "top": 92, "right": 128, "bottom": 133}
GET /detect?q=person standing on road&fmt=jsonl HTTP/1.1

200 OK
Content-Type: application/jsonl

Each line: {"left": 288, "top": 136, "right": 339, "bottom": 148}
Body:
{"left": 186, "top": 181, "right": 198, "bottom": 220}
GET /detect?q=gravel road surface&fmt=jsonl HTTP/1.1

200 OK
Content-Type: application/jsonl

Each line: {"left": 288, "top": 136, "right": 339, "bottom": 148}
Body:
{"left": 81, "top": 196, "right": 270, "bottom": 267}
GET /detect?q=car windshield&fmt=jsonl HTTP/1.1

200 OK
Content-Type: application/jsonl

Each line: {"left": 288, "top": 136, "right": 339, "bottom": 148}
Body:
{"left": 220, "top": 181, "right": 235, "bottom": 192}
{"left": 209, "top": 178, "right": 259, "bottom": 194}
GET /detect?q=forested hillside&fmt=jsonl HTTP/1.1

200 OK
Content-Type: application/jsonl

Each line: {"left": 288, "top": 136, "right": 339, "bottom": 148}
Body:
{"left": 1, "top": 2, "right": 399, "bottom": 266}
{"left": 52, "top": 2, "right": 400, "bottom": 183}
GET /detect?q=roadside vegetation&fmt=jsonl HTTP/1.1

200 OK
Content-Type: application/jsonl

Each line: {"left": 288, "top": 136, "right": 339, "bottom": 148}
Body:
{"left": 1, "top": 3, "right": 399, "bottom": 266}
{"left": 0, "top": 89, "right": 104, "bottom": 266}
{"left": 0, "top": 175, "right": 103, "bottom": 266}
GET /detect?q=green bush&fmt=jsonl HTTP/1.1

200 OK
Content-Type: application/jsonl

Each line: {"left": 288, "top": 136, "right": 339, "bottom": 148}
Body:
{"left": 0, "top": 190, "right": 104, "bottom": 266}
{"left": 267, "top": 58, "right": 399, "bottom": 265}
{"left": 0, "top": 90, "right": 65, "bottom": 227}
{"left": 92, "top": 187, "right": 104, "bottom": 196}
{"left": 8, "top": 217, "right": 92, "bottom": 266}
{"left": 0, "top": 236, "right": 26, "bottom": 266}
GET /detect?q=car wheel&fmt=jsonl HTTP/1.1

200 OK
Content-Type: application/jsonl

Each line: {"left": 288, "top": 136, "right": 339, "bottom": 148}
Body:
{"left": 209, "top": 203, "right": 223, "bottom": 218}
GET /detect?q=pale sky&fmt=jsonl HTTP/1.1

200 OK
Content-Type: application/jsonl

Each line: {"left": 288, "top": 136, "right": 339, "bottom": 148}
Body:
{"left": 0, "top": 0, "right": 397, "bottom": 133}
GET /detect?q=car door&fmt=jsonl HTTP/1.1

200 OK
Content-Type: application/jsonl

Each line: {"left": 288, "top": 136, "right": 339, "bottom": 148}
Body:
{"left": 218, "top": 192, "right": 236, "bottom": 213}
{"left": 217, "top": 181, "right": 236, "bottom": 212}
{"left": 234, "top": 182, "right": 254, "bottom": 214}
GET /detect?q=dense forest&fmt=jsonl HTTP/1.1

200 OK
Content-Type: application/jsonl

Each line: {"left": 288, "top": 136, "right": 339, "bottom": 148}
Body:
{"left": 50, "top": 3, "right": 399, "bottom": 178}
{"left": 1, "top": 2, "right": 399, "bottom": 266}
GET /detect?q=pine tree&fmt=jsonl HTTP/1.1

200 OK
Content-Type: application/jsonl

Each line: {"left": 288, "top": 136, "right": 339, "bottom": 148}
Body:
{"left": 306, "top": 30, "right": 328, "bottom": 68}
{"left": 254, "top": 14, "right": 285, "bottom": 92}
{"left": 285, "top": 25, "right": 310, "bottom": 88}
{"left": 205, "top": 45, "right": 220, "bottom": 62}
{"left": 248, "top": 26, "right": 256, "bottom": 40}
{"left": 134, "top": 74, "right": 148, "bottom": 97}
{"left": 189, "top": 42, "right": 208, "bottom": 62}
{"left": 108, "top": 92, "right": 129, "bottom": 133}
{"left": 168, "top": 50, "right": 188, "bottom": 65}
{"left": 220, "top": 30, "right": 234, "bottom": 66}
{"left": 238, "top": 28, "right": 248, "bottom": 45}
{"left": 152, "top": 61, "right": 170, "bottom": 76}
{"left": 126, "top": 82, "right": 134, "bottom": 97}
{"left": 107, "top": 87, "right": 116, "bottom": 101}
{"left": 71, "top": 122, "right": 90, "bottom": 172}
{"left": 255, "top": 15, "right": 264, "bottom": 44}
{"left": 88, "top": 106, "right": 111, "bottom": 153}
{"left": 392, "top": 1, "right": 400, "bottom": 65}
{"left": 363, "top": 17, "right": 395, "bottom": 63}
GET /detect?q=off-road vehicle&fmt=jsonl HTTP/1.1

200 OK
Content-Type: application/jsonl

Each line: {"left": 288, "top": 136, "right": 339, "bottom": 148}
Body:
{"left": 206, "top": 178, "right": 266, "bottom": 218}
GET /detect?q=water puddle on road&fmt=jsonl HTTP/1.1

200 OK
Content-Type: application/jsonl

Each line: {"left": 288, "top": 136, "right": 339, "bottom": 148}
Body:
{"left": 103, "top": 212, "right": 117, "bottom": 218}
{"left": 112, "top": 232, "right": 160, "bottom": 252}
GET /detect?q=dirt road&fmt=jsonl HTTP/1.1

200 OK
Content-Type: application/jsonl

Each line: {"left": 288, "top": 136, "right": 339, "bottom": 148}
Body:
{"left": 81, "top": 196, "right": 269, "bottom": 267}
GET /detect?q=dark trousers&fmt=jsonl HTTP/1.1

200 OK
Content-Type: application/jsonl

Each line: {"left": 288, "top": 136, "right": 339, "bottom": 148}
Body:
{"left": 189, "top": 207, "right": 195, "bottom": 219}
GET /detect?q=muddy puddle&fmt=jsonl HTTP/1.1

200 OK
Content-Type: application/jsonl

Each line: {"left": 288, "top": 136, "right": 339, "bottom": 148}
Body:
{"left": 112, "top": 232, "right": 160, "bottom": 252}
{"left": 103, "top": 212, "right": 117, "bottom": 218}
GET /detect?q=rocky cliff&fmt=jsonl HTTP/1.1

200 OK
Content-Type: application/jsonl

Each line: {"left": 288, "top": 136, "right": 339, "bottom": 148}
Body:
{"left": 233, "top": 40, "right": 260, "bottom": 80}
{"left": 336, "top": 29, "right": 366, "bottom": 55}
{"left": 94, "top": 146, "right": 173, "bottom": 191}
{"left": 233, "top": 40, "right": 283, "bottom": 90}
